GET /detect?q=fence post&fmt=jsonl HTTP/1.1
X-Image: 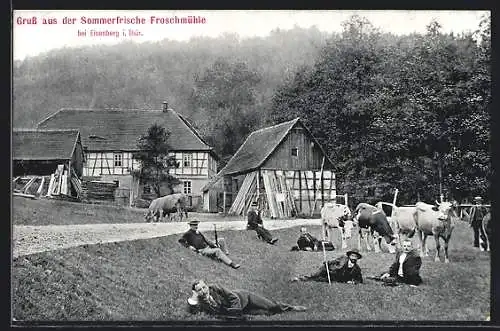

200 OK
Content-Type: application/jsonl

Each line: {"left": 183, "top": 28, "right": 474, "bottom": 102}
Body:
{"left": 223, "top": 191, "right": 227, "bottom": 215}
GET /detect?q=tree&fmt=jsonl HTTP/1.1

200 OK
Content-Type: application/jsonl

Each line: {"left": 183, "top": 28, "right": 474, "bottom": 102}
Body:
{"left": 269, "top": 15, "right": 491, "bottom": 205}
{"left": 189, "top": 58, "right": 262, "bottom": 167}
{"left": 132, "top": 124, "right": 180, "bottom": 197}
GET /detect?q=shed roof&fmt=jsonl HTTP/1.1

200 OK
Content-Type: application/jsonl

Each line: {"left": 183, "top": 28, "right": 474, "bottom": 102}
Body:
{"left": 37, "top": 108, "right": 217, "bottom": 158}
{"left": 13, "top": 129, "right": 81, "bottom": 160}
{"left": 215, "top": 117, "right": 332, "bottom": 179}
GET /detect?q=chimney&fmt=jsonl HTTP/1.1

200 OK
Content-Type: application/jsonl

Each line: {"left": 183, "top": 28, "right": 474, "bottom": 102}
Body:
{"left": 162, "top": 101, "right": 168, "bottom": 112}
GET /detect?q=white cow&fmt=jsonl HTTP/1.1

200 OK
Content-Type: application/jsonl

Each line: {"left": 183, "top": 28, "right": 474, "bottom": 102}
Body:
{"left": 321, "top": 202, "right": 353, "bottom": 250}
{"left": 414, "top": 201, "right": 456, "bottom": 263}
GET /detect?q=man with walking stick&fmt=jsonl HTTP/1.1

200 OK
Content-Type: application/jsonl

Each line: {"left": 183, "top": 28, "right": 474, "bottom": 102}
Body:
{"left": 290, "top": 249, "right": 363, "bottom": 284}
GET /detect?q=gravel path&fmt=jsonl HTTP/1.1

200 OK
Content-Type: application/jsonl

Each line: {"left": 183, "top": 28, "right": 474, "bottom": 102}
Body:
{"left": 12, "top": 218, "right": 321, "bottom": 258}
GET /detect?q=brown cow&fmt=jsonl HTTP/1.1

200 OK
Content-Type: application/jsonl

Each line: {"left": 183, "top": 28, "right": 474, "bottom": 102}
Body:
{"left": 145, "top": 193, "right": 189, "bottom": 222}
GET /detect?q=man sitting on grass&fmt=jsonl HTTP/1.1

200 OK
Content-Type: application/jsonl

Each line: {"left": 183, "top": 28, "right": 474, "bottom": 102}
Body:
{"left": 187, "top": 279, "right": 307, "bottom": 318}
{"left": 371, "top": 239, "right": 422, "bottom": 287}
{"left": 291, "top": 249, "right": 363, "bottom": 284}
{"left": 291, "top": 226, "right": 334, "bottom": 251}
{"left": 247, "top": 201, "right": 278, "bottom": 245}
{"left": 178, "top": 219, "right": 240, "bottom": 269}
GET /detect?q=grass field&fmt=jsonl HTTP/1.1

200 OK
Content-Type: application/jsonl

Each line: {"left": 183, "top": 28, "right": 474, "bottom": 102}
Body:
{"left": 12, "top": 197, "right": 490, "bottom": 322}
{"left": 12, "top": 196, "right": 249, "bottom": 226}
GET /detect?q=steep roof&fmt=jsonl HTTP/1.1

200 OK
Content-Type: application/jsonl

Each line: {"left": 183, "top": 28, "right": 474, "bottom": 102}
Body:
{"left": 12, "top": 129, "right": 81, "bottom": 160}
{"left": 216, "top": 117, "right": 333, "bottom": 178}
{"left": 37, "top": 108, "right": 216, "bottom": 157}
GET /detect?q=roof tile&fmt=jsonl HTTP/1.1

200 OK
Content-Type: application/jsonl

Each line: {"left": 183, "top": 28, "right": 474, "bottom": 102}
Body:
{"left": 13, "top": 129, "right": 80, "bottom": 160}
{"left": 37, "top": 108, "right": 213, "bottom": 153}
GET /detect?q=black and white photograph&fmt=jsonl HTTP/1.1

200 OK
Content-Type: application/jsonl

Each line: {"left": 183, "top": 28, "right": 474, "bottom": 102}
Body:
{"left": 12, "top": 9, "right": 492, "bottom": 323}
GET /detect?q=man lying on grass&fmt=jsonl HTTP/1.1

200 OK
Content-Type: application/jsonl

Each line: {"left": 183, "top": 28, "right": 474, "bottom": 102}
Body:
{"left": 369, "top": 239, "right": 422, "bottom": 287}
{"left": 187, "top": 279, "right": 307, "bottom": 318}
{"left": 291, "top": 249, "right": 363, "bottom": 284}
{"left": 290, "top": 226, "right": 334, "bottom": 251}
{"left": 178, "top": 219, "right": 241, "bottom": 269}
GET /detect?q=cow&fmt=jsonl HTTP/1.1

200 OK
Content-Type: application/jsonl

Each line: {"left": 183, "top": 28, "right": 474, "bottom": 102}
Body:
{"left": 145, "top": 193, "right": 189, "bottom": 222}
{"left": 389, "top": 205, "right": 419, "bottom": 244}
{"left": 413, "top": 201, "right": 457, "bottom": 263}
{"left": 320, "top": 202, "right": 354, "bottom": 250}
{"left": 353, "top": 203, "right": 397, "bottom": 254}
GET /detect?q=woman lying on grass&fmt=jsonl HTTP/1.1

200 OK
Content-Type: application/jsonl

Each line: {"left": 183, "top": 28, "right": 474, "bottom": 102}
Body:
{"left": 187, "top": 279, "right": 307, "bottom": 319}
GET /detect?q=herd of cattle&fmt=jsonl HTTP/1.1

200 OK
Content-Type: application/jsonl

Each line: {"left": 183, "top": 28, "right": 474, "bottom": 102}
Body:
{"left": 321, "top": 200, "right": 492, "bottom": 263}
{"left": 142, "top": 192, "right": 491, "bottom": 262}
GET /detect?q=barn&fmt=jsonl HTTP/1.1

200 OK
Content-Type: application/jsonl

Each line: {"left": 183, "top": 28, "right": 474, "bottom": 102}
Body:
{"left": 13, "top": 129, "right": 84, "bottom": 177}
{"left": 12, "top": 129, "right": 85, "bottom": 198}
{"left": 202, "top": 118, "right": 337, "bottom": 218}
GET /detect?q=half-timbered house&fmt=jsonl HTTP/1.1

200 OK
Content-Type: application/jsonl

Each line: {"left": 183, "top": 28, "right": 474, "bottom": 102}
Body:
{"left": 203, "top": 118, "right": 336, "bottom": 217}
{"left": 37, "top": 102, "right": 218, "bottom": 207}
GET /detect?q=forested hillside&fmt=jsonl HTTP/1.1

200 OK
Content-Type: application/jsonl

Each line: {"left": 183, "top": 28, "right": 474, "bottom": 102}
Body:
{"left": 13, "top": 15, "right": 491, "bottom": 204}
{"left": 13, "top": 26, "right": 328, "bottom": 128}
{"left": 271, "top": 15, "right": 491, "bottom": 203}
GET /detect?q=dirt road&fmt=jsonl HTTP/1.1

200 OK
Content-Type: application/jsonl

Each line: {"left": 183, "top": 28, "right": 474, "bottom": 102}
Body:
{"left": 12, "top": 218, "right": 321, "bottom": 258}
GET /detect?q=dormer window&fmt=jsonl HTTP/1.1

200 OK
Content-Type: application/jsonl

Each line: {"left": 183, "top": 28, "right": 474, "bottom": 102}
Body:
{"left": 291, "top": 148, "right": 298, "bottom": 157}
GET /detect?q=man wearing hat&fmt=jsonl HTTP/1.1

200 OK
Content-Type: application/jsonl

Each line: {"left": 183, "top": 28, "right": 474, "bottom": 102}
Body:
{"left": 291, "top": 249, "right": 363, "bottom": 284}
{"left": 247, "top": 201, "right": 278, "bottom": 245}
{"left": 178, "top": 219, "right": 240, "bottom": 269}
{"left": 470, "top": 196, "right": 489, "bottom": 249}
{"left": 187, "top": 279, "right": 307, "bottom": 318}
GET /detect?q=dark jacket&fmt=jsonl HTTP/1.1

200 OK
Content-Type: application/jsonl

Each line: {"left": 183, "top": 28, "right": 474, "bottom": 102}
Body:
{"left": 297, "top": 232, "right": 319, "bottom": 250}
{"left": 178, "top": 229, "right": 216, "bottom": 250}
{"left": 388, "top": 249, "right": 422, "bottom": 285}
{"left": 470, "top": 205, "right": 488, "bottom": 227}
{"left": 247, "top": 210, "right": 263, "bottom": 230}
{"left": 196, "top": 284, "right": 243, "bottom": 315}
{"left": 306, "top": 255, "right": 363, "bottom": 284}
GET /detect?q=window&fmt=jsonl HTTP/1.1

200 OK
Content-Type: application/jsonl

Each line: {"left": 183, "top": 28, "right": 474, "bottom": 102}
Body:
{"left": 291, "top": 148, "right": 298, "bottom": 157}
{"left": 114, "top": 153, "right": 123, "bottom": 167}
{"left": 183, "top": 181, "right": 192, "bottom": 194}
{"left": 183, "top": 153, "right": 192, "bottom": 167}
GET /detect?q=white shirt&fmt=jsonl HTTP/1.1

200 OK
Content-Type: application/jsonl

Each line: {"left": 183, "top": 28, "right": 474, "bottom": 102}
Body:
{"left": 398, "top": 253, "right": 407, "bottom": 277}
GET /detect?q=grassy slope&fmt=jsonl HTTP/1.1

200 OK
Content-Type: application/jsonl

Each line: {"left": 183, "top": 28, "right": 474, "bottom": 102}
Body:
{"left": 12, "top": 221, "right": 490, "bottom": 321}
{"left": 12, "top": 196, "right": 248, "bottom": 225}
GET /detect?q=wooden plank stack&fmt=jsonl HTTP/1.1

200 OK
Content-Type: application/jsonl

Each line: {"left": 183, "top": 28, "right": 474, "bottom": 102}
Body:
{"left": 262, "top": 170, "right": 296, "bottom": 219}
{"left": 228, "top": 171, "right": 257, "bottom": 215}
{"left": 81, "top": 180, "right": 118, "bottom": 201}
{"left": 12, "top": 164, "right": 83, "bottom": 200}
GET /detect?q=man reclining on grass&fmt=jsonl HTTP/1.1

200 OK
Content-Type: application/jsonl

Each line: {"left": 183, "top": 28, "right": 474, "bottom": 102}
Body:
{"left": 178, "top": 219, "right": 240, "bottom": 269}
{"left": 187, "top": 279, "right": 307, "bottom": 318}
{"left": 290, "top": 226, "right": 335, "bottom": 251}
{"left": 291, "top": 249, "right": 363, "bottom": 284}
{"left": 368, "top": 239, "right": 422, "bottom": 287}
